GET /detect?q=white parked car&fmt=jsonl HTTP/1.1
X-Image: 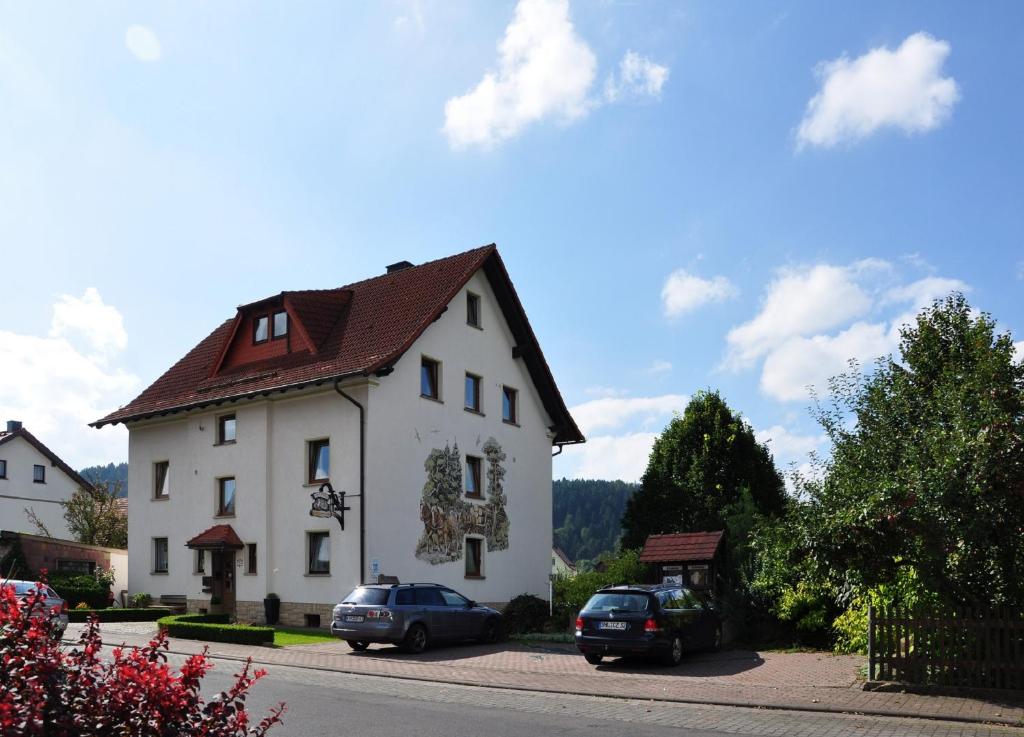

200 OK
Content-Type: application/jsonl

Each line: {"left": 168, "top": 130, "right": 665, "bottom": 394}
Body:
{"left": 4, "top": 580, "right": 69, "bottom": 637}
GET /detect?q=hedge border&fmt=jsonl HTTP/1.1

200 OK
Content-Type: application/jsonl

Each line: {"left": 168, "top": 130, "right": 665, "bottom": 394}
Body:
{"left": 158, "top": 614, "right": 274, "bottom": 646}
{"left": 69, "top": 608, "right": 169, "bottom": 623}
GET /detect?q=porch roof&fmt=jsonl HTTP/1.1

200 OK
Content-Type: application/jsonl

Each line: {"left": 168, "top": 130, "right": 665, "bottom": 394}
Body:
{"left": 185, "top": 524, "right": 245, "bottom": 550}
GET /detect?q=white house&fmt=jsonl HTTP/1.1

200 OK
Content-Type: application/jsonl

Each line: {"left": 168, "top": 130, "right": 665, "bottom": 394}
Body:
{"left": 0, "top": 421, "right": 93, "bottom": 540}
{"left": 92, "top": 246, "right": 584, "bottom": 627}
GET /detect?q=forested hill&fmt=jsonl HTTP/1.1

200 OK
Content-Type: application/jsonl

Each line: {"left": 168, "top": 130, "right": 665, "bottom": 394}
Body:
{"left": 80, "top": 462, "right": 128, "bottom": 495}
{"left": 553, "top": 478, "right": 637, "bottom": 567}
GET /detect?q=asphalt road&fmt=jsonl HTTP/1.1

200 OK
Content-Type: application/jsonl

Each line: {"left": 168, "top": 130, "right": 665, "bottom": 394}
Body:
{"left": 187, "top": 653, "right": 1021, "bottom": 737}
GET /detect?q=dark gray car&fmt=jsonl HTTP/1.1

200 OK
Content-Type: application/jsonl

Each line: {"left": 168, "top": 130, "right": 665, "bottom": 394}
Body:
{"left": 331, "top": 583, "right": 501, "bottom": 653}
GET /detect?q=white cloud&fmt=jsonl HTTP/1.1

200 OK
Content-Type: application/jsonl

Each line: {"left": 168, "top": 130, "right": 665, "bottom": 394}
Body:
{"left": 0, "top": 290, "right": 138, "bottom": 468}
{"left": 760, "top": 322, "right": 893, "bottom": 401}
{"left": 442, "top": 0, "right": 669, "bottom": 149}
{"left": 644, "top": 359, "right": 673, "bottom": 376}
{"left": 755, "top": 424, "right": 826, "bottom": 460}
{"left": 49, "top": 287, "right": 128, "bottom": 359}
{"left": 883, "top": 276, "right": 969, "bottom": 310}
{"left": 661, "top": 269, "right": 738, "bottom": 318}
{"left": 725, "top": 261, "right": 885, "bottom": 368}
{"left": 442, "top": 0, "right": 596, "bottom": 149}
{"left": 797, "top": 32, "right": 958, "bottom": 149}
{"left": 604, "top": 51, "right": 669, "bottom": 102}
{"left": 570, "top": 393, "right": 687, "bottom": 436}
{"left": 125, "top": 25, "right": 162, "bottom": 63}
{"left": 1014, "top": 341, "right": 1023, "bottom": 363}
{"left": 561, "top": 432, "right": 657, "bottom": 482}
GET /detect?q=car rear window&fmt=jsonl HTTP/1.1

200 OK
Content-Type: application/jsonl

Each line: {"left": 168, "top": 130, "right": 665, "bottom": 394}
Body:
{"left": 584, "top": 592, "right": 652, "bottom": 613}
{"left": 341, "top": 587, "right": 390, "bottom": 606}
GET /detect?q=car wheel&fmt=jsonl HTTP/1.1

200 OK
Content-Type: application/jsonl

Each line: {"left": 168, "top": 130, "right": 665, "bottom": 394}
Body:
{"left": 661, "top": 635, "right": 684, "bottom": 667}
{"left": 584, "top": 653, "right": 603, "bottom": 665}
{"left": 403, "top": 624, "right": 429, "bottom": 654}
{"left": 710, "top": 624, "right": 722, "bottom": 652}
{"left": 481, "top": 617, "right": 500, "bottom": 643}
{"left": 347, "top": 640, "right": 370, "bottom": 651}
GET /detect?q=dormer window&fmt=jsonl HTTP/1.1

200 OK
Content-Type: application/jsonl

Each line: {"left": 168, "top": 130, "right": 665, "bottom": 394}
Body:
{"left": 253, "top": 316, "right": 269, "bottom": 344}
{"left": 273, "top": 311, "right": 288, "bottom": 339}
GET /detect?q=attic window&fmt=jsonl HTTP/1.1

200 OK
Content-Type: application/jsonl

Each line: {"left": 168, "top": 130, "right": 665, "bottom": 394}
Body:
{"left": 253, "top": 316, "right": 269, "bottom": 344}
{"left": 467, "top": 293, "right": 481, "bottom": 328}
{"left": 272, "top": 311, "right": 288, "bottom": 339}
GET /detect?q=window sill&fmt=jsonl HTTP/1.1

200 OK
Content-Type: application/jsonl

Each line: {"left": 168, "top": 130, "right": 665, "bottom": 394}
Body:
{"left": 465, "top": 494, "right": 484, "bottom": 502}
{"left": 303, "top": 480, "right": 330, "bottom": 488}
{"left": 502, "top": 420, "right": 520, "bottom": 427}
{"left": 33, "top": 480, "right": 46, "bottom": 485}
{"left": 464, "top": 407, "right": 485, "bottom": 417}
{"left": 214, "top": 513, "right": 236, "bottom": 519}
{"left": 244, "top": 572, "right": 258, "bottom": 576}
{"left": 467, "top": 322, "right": 483, "bottom": 331}
{"left": 304, "top": 572, "right": 331, "bottom": 577}
{"left": 152, "top": 496, "right": 169, "bottom": 502}
{"left": 213, "top": 440, "right": 237, "bottom": 447}
{"left": 151, "top": 571, "right": 169, "bottom": 576}
{"left": 420, "top": 394, "right": 443, "bottom": 404}
{"left": 464, "top": 575, "right": 486, "bottom": 580}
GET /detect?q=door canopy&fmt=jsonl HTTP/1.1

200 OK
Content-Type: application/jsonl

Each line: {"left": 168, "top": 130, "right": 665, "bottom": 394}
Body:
{"left": 185, "top": 524, "right": 245, "bottom": 550}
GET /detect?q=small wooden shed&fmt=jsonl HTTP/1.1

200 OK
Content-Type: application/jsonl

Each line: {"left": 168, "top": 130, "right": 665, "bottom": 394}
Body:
{"left": 639, "top": 531, "right": 724, "bottom": 592}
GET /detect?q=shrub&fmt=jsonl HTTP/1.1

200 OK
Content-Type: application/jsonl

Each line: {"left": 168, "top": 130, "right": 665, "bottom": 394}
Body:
{"left": 74, "top": 602, "right": 91, "bottom": 610}
{"left": 130, "top": 592, "right": 153, "bottom": 608}
{"left": 501, "top": 594, "right": 549, "bottom": 635}
{"left": 553, "top": 549, "right": 652, "bottom": 627}
{"left": 48, "top": 574, "right": 113, "bottom": 610}
{"left": 0, "top": 581, "right": 284, "bottom": 736}
{"left": 159, "top": 614, "right": 274, "bottom": 646}
{"left": 68, "top": 608, "right": 169, "bottom": 623}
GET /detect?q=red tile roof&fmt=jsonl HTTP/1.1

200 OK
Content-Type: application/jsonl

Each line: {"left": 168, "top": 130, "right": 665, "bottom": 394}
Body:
{"left": 185, "top": 524, "right": 245, "bottom": 550}
{"left": 639, "top": 531, "right": 724, "bottom": 563}
{"left": 92, "top": 245, "right": 584, "bottom": 444}
{"left": 0, "top": 428, "right": 95, "bottom": 492}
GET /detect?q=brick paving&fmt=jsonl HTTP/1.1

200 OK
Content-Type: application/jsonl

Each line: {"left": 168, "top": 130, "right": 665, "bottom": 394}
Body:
{"left": 66, "top": 623, "right": 1024, "bottom": 728}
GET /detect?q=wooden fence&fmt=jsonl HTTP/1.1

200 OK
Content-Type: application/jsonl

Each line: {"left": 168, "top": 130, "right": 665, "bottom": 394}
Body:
{"left": 869, "top": 606, "right": 1024, "bottom": 690}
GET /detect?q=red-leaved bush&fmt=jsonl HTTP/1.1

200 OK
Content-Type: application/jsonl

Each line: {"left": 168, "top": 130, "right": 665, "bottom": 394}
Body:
{"left": 0, "top": 581, "right": 284, "bottom": 736}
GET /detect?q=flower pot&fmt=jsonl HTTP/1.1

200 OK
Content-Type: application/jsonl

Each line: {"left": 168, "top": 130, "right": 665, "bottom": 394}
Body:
{"left": 263, "top": 597, "right": 280, "bottom": 625}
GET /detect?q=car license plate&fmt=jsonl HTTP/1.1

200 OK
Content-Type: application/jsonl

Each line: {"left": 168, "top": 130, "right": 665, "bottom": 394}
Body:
{"left": 599, "top": 621, "right": 627, "bottom": 630}
{"left": 345, "top": 615, "right": 364, "bottom": 623}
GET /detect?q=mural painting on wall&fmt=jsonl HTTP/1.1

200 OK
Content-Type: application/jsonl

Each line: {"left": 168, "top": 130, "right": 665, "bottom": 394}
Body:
{"left": 415, "top": 438, "right": 510, "bottom": 564}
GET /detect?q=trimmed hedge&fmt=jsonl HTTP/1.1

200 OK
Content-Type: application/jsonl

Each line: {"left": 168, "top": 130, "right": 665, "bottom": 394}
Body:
{"left": 158, "top": 614, "right": 274, "bottom": 646}
{"left": 69, "top": 608, "right": 169, "bottom": 623}
{"left": 53, "top": 587, "right": 110, "bottom": 610}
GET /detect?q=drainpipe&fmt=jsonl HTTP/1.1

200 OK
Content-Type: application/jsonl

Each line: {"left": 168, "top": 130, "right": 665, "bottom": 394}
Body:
{"left": 333, "top": 380, "right": 366, "bottom": 586}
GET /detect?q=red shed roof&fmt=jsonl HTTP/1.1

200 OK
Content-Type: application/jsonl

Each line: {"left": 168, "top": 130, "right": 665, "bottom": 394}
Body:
{"left": 185, "top": 524, "right": 245, "bottom": 550}
{"left": 91, "top": 245, "right": 584, "bottom": 445}
{"left": 639, "top": 531, "right": 724, "bottom": 563}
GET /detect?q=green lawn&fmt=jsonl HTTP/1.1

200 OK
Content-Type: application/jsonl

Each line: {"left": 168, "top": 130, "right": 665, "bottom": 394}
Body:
{"left": 272, "top": 627, "right": 338, "bottom": 646}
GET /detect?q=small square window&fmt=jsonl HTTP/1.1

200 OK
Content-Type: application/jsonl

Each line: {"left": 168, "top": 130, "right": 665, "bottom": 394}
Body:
{"left": 467, "top": 293, "right": 481, "bottom": 327}
{"left": 0, "top": 460, "right": 7, "bottom": 478}
{"left": 33, "top": 464, "right": 45, "bottom": 484}
{"left": 195, "top": 550, "right": 206, "bottom": 574}
{"left": 502, "top": 386, "right": 518, "bottom": 424}
{"left": 153, "top": 538, "right": 169, "bottom": 574}
{"left": 465, "top": 456, "right": 482, "bottom": 498}
{"left": 217, "top": 477, "right": 236, "bottom": 516}
{"left": 464, "top": 373, "right": 481, "bottom": 412}
{"left": 272, "top": 310, "right": 288, "bottom": 339}
{"left": 246, "top": 543, "right": 258, "bottom": 574}
{"left": 308, "top": 532, "right": 330, "bottom": 575}
{"left": 253, "top": 315, "right": 269, "bottom": 343}
{"left": 153, "top": 461, "right": 169, "bottom": 499}
{"left": 218, "top": 414, "right": 236, "bottom": 444}
{"left": 421, "top": 357, "right": 440, "bottom": 400}
{"left": 465, "top": 538, "right": 483, "bottom": 578}
{"left": 308, "top": 439, "right": 330, "bottom": 483}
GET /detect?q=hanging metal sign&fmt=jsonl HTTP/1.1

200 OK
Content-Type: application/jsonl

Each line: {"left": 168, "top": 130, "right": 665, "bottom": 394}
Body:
{"left": 309, "top": 482, "right": 355, "bottom": 530}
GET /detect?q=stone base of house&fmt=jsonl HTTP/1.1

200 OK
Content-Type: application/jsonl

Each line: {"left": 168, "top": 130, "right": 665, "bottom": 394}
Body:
{"left": 278, "top": 601, "right": 334, "bottom": 628}
{"left": 186, "top": 599, "right": 207, "bottom": 614}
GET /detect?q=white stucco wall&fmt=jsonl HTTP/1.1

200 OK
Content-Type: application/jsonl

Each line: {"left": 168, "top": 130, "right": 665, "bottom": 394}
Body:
{"left": 0, "top": 436, "right": 77, "bottom": 539}
{"left": 126, "top": 387, "right": 362, "bottom": 606}
{"left": 364, "top": 270, "right": 555, "bottom": 604}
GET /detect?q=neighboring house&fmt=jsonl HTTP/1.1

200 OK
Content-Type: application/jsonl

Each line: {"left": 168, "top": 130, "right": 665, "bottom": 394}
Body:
{"left": 0, "top": 421, "right": 94, "bottom": 540}
{"left": 551, "top": 546, "right": 576, "bottom": 577}
{"left": 92, "top": 246, "right": 584, "bottom": 627}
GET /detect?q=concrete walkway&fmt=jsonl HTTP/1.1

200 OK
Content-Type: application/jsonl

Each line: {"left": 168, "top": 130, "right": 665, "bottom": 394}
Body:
{"left": 65, "top": 623, "right": 1024, "bottom": 728}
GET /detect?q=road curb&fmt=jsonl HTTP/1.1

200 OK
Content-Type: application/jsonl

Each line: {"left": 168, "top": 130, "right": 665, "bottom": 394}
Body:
{"left": 84, "top": 637, "right": 1020, "bottom": 729}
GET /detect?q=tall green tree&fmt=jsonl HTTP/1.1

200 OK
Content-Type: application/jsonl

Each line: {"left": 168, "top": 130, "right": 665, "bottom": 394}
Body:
{"left": 62, "top": 482, "right": 128, "bottom": 549}
{"left": 621, "top": 390, "right": 785, "bottom": 550}
{"left": 794, "top": 294, "right": 1024, "bottom": 607}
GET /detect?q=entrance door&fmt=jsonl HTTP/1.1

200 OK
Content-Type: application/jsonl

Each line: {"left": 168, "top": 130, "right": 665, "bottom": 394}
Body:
{"left": 210, "top": 550, "right": 236, "bottom": 616}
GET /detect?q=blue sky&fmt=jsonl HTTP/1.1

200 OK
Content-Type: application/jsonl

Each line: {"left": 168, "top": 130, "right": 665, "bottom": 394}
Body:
{"left": 1, "top": 1, "right": 1021, "bottom": 481}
